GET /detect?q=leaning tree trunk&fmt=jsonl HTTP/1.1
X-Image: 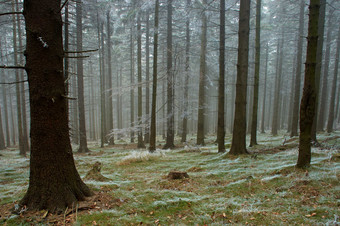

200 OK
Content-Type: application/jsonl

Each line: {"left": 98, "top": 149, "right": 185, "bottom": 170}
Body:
{"left": 76, "top": 0, "right": 90, "bottom": 153}
{"left": 217, "top": 0, "right": 226, "bottom": 153}
{"left": 249, "top": 0, "right": 261, "bottom": 147}
{"left": 326, "top": 26, "right": 340, "bottom": 133}
{"left": 297, "top": 0, "right": 320, "bottom": 168}
{"left": 21, "top": 0, "right": 92, "bottom": 212}
{"left": 229, "top": 0, "right": 250, "bottom": 155}
{"left": 149, "top": 0, "right": 159, "bottom": 152}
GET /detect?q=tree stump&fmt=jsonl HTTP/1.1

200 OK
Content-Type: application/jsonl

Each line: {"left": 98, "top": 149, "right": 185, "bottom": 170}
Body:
{"left": 167, "top": 171, "right": 189, "bottom": 180}
{"left": 84, "top": 162, "right": 110, "bottom": 182}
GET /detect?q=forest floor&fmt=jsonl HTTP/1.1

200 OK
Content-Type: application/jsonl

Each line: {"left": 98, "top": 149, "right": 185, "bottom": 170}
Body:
{"left": 0, "top": 131, "right": 339, "bottom": 225}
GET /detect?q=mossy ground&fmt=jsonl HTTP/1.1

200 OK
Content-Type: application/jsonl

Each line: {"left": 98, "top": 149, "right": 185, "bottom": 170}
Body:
{"left": 0, "top": 131, "right": 339, "bottom": 225}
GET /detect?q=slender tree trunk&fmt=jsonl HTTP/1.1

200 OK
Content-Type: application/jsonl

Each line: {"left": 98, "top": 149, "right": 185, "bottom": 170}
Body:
{"left": 0, "top": 94, "right": 5, "bottom": 149}
{"left": 229, "top": 0, "right": 250, "bottom": 155}
{"left": 105, "top": 11, "right": 114, "bottom": 145}
{"left": 12, "top": 0, "right": 25, "bottom": 156}
{"left": 317, "top": 9, "right": 333, "bottom": 131}
{"left": 260, "top": 43, "right": 269, "bottom": 133}
{"left": 196, "top": 0, "right": 208, "bottom": 146}
{"left": 287, "top": 47, "right": 297, "bottom": 133}
{"left": 311, "top": 0, "right": 326, "bottom": 142}
{"left": 250, "top": 0, "right": 261, "bottom": 146}
{"left": 149, "top": 0, "right": 159, "bottom": 152}
{"left": 326, "top": 26, "right": 340, "bottom": 133}
{"left": 217, "top": 0, "right": 226, "bottom": 152}
{"left": 181, "top": 0, "right": 191, "bottom": 143}
{"left": 130, "top": 26, "right": 135, "bottom": 143}
{"left": 97, "top": 15, "right": 105, "bottom": 147}
{"left": 297, "top": 0, "right": 320, "bottom": 168}
{"left": 291, "top": 0, "right": 305, "bottom": 137}
{"left": 21, "top": 0, "right": 92, "bottom": 211}
{"left": 272, "top": 32, "right": 284, "bottom": 136}
{"left": 163, "top": 0, "right": 175, "bottom": 149}
{"left": 76, "top": 0, "right": 89, "bottom": 153}
{"left": 137, "top": 12, "right": 145, "bottom": 148}
{"left": 144, "top": 12, "right": 150, "bottom": 144}
{"left": 0, "top": 40, "right": 11, "bottom": 147}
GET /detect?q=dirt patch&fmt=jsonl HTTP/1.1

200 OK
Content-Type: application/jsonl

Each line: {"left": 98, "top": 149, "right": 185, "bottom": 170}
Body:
{"left": 0, "top": 191, "right": 125, "bottom": 225}
{"left": 255, "top": 143, "right": 298, "bottom": 154}
{"left": 167, "top": 171, "right": 189, "bottom": 180}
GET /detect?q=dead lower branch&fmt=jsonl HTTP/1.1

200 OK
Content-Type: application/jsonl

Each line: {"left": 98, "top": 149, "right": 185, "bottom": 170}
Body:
{"left": 0, "top": 12, "right": 22, "bottom": 16}
{"left": 64, "top": 49, "right": 98, "bottom": 54}
{"left": 0, "top": 65, "right": 25, "bottom": 69}
{"left": 0, "top": 80, "right": 28, "bottom": 85}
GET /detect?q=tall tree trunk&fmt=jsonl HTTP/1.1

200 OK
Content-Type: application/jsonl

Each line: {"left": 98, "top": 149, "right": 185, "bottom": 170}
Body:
{"left": 297, "top": 0, "right": 320, "bottom": 168}
{"left": 326, "top": 26, "right": 340, "bottom": 133}
{"left": 144, "top": 12, "right": 150, "bottom": 144}
{"left": 317, "top": 9, "right": 333, "bottom": 131}
{"left": 271, "top": 32, "right": 284, "bottom": 136}
{"left": 12, "top": 0, "right": 25, "bottom": 156}
{"left": 291, "top": 0, "right": 305, "bottom": 137}
{"left": 163, "top": 0, "right": 175, "bottom": 149}
{"left": 196, "top": 0, "right": 207, "bottom": 146}
{"left": 0, "top": 40, "right": 11, "bottom": 147}
{"left": 137, "top": 12, "right": 145, "bottom": 148}
{"left": 16, "top": 0, "right": 30, "bottom": 153}
{"left": 181, "top": 0, "right": 191, "bottom": 143}
{"left": 229, "top": 0, "right": 250, "bottom": 155}
{"left": 311, "top": 0, "right": 326, "bottom": 142}
{"left": 64, "top": 0, "right": 69, "bottom": 109}
{"left": 287, "top": 47, "right": 297, "bottom": 133}
{"left": 10, "top": 90, "right": 16, "bottom": 145}
{"left": 260, "top": 43, "right": 269, "bottom": 133}
{"left": 21, "top": 0, "right": 92, "bottom": 211}
{"left": 76, "top": 0, "right": 90, "bottom": 153}
{"left": 250, "top": 0, "right": 261, "bottom": 146}
{"left": 149, "top": 0, "right": 159, "bottom": 152}
{"left": 130, "top": 25, "right": 135, "bottom": 143}
{"left": 217, "top": 0, "right": 226, "bottom": 152}
{"left": 106, "top": 10, "right": 114, "bottom": 145}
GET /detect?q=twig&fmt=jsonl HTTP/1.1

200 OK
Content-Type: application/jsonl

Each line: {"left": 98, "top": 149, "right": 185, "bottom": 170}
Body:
{"left": 0, "top": 65, "right": 25, "bottom": 69}
{"left": 0, "top": 12, "right": 22, "bottom": 16}
{"left": 59, "top": 0, "right": 70, "bottom": 13}
{"left": 64, "top": 56, "right": 89, "bottom": 59}
{"left": 62, "top": 95, "right": 77, "bottom": 100}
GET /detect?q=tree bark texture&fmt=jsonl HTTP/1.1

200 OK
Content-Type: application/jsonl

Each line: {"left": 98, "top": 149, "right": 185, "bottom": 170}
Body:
{"left": 229, "top": 0, "right": 250, "bottom": 155}
{"left": 297, "top": 0, "right": 320, "bottom": 168}
{"left": 21, "top": 0, "right": 92, "bottom": 211}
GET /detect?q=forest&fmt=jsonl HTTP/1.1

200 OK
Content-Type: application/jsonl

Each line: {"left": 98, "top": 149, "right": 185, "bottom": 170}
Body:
{"left": 0, "top": 0, "right": 339, "bottom": 225}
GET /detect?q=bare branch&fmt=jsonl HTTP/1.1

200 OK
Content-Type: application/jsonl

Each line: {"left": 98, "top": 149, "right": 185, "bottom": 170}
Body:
{"left": 0, "top": 65, "right": 25, "bottom": 69}
{"left": 62, "top": 95, "right": 77, "bottom": 100}
{"left": 0, "top": 12, "right": 22, "bottom": 16}
{"left": 58, "top": 0, "right": 70, "bottom": 13}
{"left": 64, "top": 49, "right": 98, "bottom": 54}
{"left": 0, "top": 80, "right": 28, "bottom": 85}
{"left": 64, "top": 56, "right": 89, "bottom": 59}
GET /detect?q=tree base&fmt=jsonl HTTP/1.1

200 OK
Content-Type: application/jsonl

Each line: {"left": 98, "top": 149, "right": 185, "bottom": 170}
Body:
{"left": 163, "top": 143, "right": 175, "bottom": 150}
{"left": 78, "top": 147, "right": 90, "bottom": 153}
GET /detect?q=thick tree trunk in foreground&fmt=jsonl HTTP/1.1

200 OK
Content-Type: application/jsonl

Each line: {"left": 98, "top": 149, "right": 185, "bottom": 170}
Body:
{"left": 297, "top": 0, "right": 320, "bottom": 168}
{"left": 217, "top": 0, "right": 226, "bottom": 153}
{"left": 291, "top": 0, "right": 305, "bottom": 137}
{"left": 326, "top": 26, "right": 340, "bottom": 133}
{"left": 149, "top": 0, "right": 159, "bottom": 152}
{"left": 250, "top": 0, "right": 261, "bottom": 147}
{"left": 21, "top": 0, "right": 92, "bottom": 211}
{"left": 76, "top": 0, "right": 90, "bottom": 153}
{"left": 229, "top": 0, "right": 250, "bottom": 155}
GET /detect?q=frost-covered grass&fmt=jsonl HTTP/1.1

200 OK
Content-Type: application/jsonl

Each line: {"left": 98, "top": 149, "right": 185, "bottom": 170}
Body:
{"left": 1, "top": 131, "right": 339, "bottom": 225}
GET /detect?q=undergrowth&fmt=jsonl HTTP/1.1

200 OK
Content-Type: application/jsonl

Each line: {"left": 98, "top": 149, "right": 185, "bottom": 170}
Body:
{"left": 0, "top": 131, "right": 339, "bottom": 225}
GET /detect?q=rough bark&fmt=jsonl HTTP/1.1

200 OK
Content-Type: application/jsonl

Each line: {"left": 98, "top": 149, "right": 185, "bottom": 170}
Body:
{"left": 163, "top": 0, "right": 175, "bottom": 149}
{"left": 291, "top": 0, "right": 305, "bottom": 137}
{"left": 21, "top": 0, "right": 92, "bottom": 211}
{"left": 250, "top": 0, "right": 261, "bottom": 147}
{"left": 137, "top": 12, "right": 145, "bottom": 149}
{"left": 149, "top": 0, "right": 159, "bottom": 152}
{"left": 311, "top": 0, "right": 326, "bottom": 142}
{"left": 326, "top": 26, "right": 340, "bottom": 133}
{"left": 297, "top": 0, "right": 320, "bottom": 168}
{"left": 217, "top": 0, "right": 226, "bottom": 152}
{"left": 229, "top": 0, "right": 250, "bottom": 155}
